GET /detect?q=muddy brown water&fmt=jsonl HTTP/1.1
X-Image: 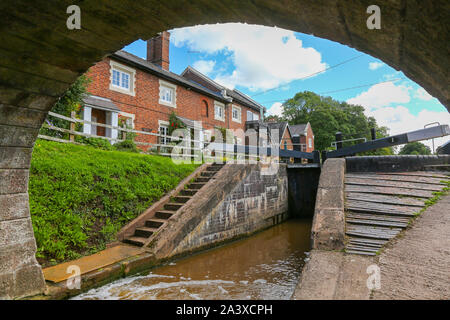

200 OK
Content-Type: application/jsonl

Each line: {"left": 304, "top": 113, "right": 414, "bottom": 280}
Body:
{"left": 73, "top": 219, "right": 312, "bottom": 300}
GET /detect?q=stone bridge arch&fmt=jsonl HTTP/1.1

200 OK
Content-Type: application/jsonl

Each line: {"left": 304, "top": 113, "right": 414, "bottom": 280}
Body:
{"left": 0, "top": 0, "right": 448, "bottom": 299}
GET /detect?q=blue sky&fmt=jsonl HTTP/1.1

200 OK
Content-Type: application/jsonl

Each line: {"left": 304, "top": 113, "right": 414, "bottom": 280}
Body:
{"left": 123, "top": 23, "right": 449, "bottom": 149}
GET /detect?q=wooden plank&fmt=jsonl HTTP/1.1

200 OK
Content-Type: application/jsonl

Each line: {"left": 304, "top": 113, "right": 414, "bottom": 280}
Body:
{"left": 346, "top": 173, "right": 447, "bottom": 185}
{"left": 346, "top": 212, "right": 410, "bottom": 223}
{"left": 348, "top": 241, "right": 384, "bottom": 248}
{"left": 347, "top": 237, "right": 388, "bottom": 246}
{"left": 347, "top": 224, "right": 402, "bottom": 233}
{"left": 345, "top": 177, "right": 444, "bottom": 191}
{"left": 346, "top": 231, "right": 397, "bottom": 240}
{"left": 346, "top": 245, "right": 379, "bottom": 252}
{"left": 347, "top": 218, "right": 408, "bottom": 228}
{"left": 346, "top": 192, "right": 425, "bottom": 207}
{"left": 37, "top": 134, "right": 81, "bottom": 145}
{"left": 344, "top": 184, "right": 434, "bottom": 198}
{"left": 346, "top": 199, "right": 420, "bottom": 216}
{"left": 345, "top": 249, "right": 376, "bottom": 256}
{"left": 381, "top": 171, "right": 449, "bottom": 179}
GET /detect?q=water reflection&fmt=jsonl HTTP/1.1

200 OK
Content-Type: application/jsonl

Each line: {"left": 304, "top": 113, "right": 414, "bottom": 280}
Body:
{"left": 73, "top": 219, "right": 311, "bottom": 300}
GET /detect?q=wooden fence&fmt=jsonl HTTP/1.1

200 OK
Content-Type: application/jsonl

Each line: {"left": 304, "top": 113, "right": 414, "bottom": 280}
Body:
{"left": 39, "top": 111, "right": 319, "bottom": 163}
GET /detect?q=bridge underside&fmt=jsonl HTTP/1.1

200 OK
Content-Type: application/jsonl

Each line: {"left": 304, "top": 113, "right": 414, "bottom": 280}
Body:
{"left": 0, "top": 0, "right": 449, "bottom": 299}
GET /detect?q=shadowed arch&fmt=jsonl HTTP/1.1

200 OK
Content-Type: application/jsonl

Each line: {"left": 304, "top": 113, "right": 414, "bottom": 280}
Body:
{"left": 0, "top": 0, "right": 448, "bottom": 299}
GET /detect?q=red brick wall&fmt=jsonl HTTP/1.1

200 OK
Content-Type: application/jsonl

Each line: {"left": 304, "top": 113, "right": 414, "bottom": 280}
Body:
{"left": 299, "top": 124, "right": 315, "bottom": 152}
{"left": 281, "top": 128, "right": 293, "bottom": 150}
{"left": 85, "top": 58, "right": 259, "bottom": 149}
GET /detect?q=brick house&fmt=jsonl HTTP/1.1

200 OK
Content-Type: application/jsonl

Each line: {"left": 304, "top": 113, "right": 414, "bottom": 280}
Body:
{"left": 82, "top": 31, "right": 265, "bottom": 150}
{"left": 290, "top": 122, "right": 315, "bottom": 152}
{"left": 267, "top": 122, "right": 294, "bottom": 150}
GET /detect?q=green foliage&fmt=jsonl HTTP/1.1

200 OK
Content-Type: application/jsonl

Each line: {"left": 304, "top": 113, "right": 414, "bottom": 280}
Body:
{"left": 113, "top": 139, "right": 139, "bottom": 153}
{"left": 39, "top": 75, "right": 91, "bottom": 138}
{"left": 265, "top": 115, "right": 281, "bottom": 122}
{"left": 75, "top": 136, "right": 113, "bottom": 151}
{"left": 211, "top": 126, "right": 235, "bottom": 143}
{"left": 281, "top": 91, "right": 392, "bottom": 154}
{"left": 29, "top": 139, "right": 198, "bottom": 266}
{"left": 399, "top": 142, "right": 432, "bottom": 155}
{"left": 168, "top": 111, "right": 186, "bottom": 135}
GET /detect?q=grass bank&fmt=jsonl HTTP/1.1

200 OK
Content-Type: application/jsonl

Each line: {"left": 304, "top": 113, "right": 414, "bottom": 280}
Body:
{"left": 29, "top": 139, "right": 198, "bottom": 267}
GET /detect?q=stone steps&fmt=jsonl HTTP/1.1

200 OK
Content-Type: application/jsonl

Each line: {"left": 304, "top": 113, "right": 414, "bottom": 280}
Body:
{"left": 155, "top": 210, "right": 176, "bottom": 219}
{"left": 122, "top": 163, "right": 225, "bottom": 247}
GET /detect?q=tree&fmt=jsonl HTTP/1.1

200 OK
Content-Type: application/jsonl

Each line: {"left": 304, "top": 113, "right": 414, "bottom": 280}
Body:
{"left": 399, "top": 142, "right": 431, "bottom": 155}
{"left": 40, "top": 75, "right": 91, "bottom": 138}
{"left": 265, "top": 115, "right": 281, "bottom": 122}
{"left": 281, "top": 91, "right": 393, "bottom": 155}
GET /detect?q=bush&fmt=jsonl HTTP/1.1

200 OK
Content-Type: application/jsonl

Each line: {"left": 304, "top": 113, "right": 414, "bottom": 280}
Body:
{"left": 75, "top": 136, "right": 113, "bottom": 151}
{"left": 29, "top": 139, "right": 199, "bottom": 266}
{"left": 113, "top": 139, "right": 139, "bottom": 153}
{"left": 40, "top": 75, "right": 91, "bottom": 139}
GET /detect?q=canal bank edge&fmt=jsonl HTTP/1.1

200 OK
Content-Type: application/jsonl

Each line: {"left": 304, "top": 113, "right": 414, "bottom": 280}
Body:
{"left": 29, "top": 163, "right": 290, "bottom": 300}
{"left": 292, "top": 158, "right": 373, "bottom": 300}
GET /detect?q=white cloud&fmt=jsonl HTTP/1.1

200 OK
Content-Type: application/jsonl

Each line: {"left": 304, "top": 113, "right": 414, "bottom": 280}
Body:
{"left": 347, "top": 82, "right": 449, "bottom": 151}
{"left": 171, "top": 23, "right": 327, "bottom": 91}
{"left": 192, "top": 60, "right": 216, "bottom": 75}
{"left": 367, "top": 106, "right": 450, "bottom": 151}
{"left": 267, "top": 102, "right": 284, "bottom": 117}
{"left": 414, "top": 87, "right": 434, "bottom": 101}
{"left": 369, "top": 62, "right": 384, "bottom": 70}
{"left": 346, "top": 81, "right": 411, "bottom": 110}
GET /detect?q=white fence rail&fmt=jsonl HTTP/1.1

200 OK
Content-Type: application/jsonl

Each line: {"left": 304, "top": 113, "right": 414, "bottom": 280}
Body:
{"left": 40, "top": 111, "right": 317, "bottom": 163}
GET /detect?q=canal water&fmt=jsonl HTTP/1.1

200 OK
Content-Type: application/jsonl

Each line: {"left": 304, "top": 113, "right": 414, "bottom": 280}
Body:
{"left": 73, "top": 219, "right": 312, "bottom": 300}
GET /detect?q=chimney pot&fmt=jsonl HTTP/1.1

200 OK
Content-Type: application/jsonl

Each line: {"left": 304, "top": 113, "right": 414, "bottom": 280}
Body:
{"left": 147, "top": 31, "right": 170, "bottom": 70}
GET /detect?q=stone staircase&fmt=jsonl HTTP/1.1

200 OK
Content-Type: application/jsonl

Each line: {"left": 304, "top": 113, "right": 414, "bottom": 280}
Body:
{"left": 123, "top": 163, "right": 225, "bottom": 247}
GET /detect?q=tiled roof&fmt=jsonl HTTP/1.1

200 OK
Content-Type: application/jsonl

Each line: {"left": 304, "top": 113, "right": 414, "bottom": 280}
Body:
{"left": 290, "top": 124, "right": 308, "bottom": 136}
{"left": 82, "top": 95, "right": 120, "bottom": 112}
{"left": 111, "top": 51, "right": 229, "bottom": 103}
{"left": 267, "top": 122, "right": 289, "bottom": 143}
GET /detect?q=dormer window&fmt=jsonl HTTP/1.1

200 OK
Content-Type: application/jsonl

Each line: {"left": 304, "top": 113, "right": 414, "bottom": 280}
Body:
{"left": 109, "top": 60, "right": 135, "bottom": 96}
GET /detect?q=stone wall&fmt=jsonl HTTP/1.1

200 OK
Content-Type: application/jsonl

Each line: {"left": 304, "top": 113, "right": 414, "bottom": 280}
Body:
{"left": 148, "top": 163, "right": 289, "bottom": 259}
{"left": 310, "top": 159, "right": 345, "bottom": 250}
{"left": 0, "top": 147, "right": 46, "bottom": 299}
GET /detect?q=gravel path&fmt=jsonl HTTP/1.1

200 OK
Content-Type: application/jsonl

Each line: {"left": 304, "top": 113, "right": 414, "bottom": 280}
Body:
{"left": 373, "top": 193, "right": 450, "bottom": 300}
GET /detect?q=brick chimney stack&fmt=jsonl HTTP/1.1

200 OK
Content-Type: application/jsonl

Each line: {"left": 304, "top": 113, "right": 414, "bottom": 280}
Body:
{"left": 147, "top": 31, "right": 170, "bottom": 70}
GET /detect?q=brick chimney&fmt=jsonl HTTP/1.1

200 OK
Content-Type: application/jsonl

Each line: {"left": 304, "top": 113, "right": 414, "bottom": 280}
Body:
{"left": 147, "top": 31, "right": 170, "bottom": 70}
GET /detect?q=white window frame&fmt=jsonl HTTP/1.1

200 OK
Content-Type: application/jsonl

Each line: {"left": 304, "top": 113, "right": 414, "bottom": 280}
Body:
{"left": 247, "top": 110, "right": 253, "bottom": 121}
{"left": 214, "top": 101, "right": 225, "bottom": 122}
{"left": 158, "top": 120, "right": 170, "bottom": 145}
{"left": 308, "top": 137, "right": 312, "bottom": 148}
{"left": 246, "top": 110, "right": 259, "bottom": 121}
{"left": 231, "top": 105, "right": 241, "bottom": 123}
{"left": 159, "top": 80, "right": 177, "bottom": 108}
{"left": 203, "top": 130, "right": 212, "bottom": 142}
{"left": 109, "top": 60, "right": 136, "bottom": 96}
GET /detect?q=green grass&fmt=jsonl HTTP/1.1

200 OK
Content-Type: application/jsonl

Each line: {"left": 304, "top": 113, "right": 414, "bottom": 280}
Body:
{"left": 411, "top": 180, "right": 449, "bottom": 219}
{"left": 29, "top": 139, "right": 199, "bottom": 267}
